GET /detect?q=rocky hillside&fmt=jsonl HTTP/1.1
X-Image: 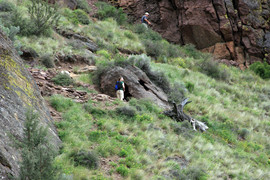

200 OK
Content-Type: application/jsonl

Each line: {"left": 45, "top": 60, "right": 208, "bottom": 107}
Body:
{"left": 0, "top": 0, "right": 270, "bottom": 179}
{"left": 119, "top": 0, "right": 270, "bottom": 68}
{"left": 0, "top": 31, "right": 61, "bottom": 179}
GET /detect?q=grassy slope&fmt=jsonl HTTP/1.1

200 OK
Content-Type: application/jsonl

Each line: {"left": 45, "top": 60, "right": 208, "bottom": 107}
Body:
{"left": 4, "top": 0, "right": 270, "bottom": 179}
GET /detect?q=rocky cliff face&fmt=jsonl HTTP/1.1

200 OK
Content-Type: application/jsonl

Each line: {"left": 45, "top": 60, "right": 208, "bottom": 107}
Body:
{"left": 0, "top": 31, "right": 61, "bottom": 179}
{"left": 119, "top": 0, "right": 270, "bottom": 68}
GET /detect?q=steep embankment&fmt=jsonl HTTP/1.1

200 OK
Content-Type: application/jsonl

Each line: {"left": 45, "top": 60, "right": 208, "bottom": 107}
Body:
{"left": 0, "top": 31, "right": 61, "bottom": 179}
{"left": 119, "top": 0, "right": 270, "bottom": 68}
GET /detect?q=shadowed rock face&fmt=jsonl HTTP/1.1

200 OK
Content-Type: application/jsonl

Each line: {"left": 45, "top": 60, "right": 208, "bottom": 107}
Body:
{"left": 0, "top": 32, "right": 61, "bottom": 179}
{"left": 100, "top": 65, "right": 170, "bottom": 109}
{"left": 119, "top": 0, "right": 270, "bottom": 67}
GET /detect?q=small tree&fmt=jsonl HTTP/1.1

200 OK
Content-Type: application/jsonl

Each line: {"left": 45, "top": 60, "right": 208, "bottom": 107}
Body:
{"left": 28, "top": 0, "right": 59, "bottom": 35}
{"left": 12, "top": 109, "right": 57, "bottom": 180}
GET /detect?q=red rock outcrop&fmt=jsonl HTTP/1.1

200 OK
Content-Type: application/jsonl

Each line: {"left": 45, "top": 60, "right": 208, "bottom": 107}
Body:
{"left": 118, "top": 0, "right": 270, "bottom": 67}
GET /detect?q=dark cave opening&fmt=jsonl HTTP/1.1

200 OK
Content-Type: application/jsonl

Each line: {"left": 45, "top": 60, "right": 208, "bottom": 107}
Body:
{"left": 138, "top": 79, "right": 149, "bottom": 91}
{"left": 124, "top": 84, "right": 132, "bottom": 101}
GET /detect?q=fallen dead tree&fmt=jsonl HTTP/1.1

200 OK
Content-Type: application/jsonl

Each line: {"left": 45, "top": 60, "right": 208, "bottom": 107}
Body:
{"left": 164, "top": 98, "right": 208, "bottom": 132}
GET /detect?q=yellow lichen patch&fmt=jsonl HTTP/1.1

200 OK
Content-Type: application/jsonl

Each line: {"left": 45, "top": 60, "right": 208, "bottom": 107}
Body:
{"left": 0, "top": 52, "right": 35, "bottom": 106}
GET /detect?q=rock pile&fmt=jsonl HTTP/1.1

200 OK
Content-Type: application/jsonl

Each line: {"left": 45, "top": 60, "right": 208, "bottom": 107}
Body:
{"left": 29, "top": 68, "right": 89, "bottom": 103}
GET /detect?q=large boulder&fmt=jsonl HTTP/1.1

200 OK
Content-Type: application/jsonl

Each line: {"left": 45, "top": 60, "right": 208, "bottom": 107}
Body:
{"left": 100, "top": 65, "right": 170, "bottom": 109}
{"left": 0, "top": 32, "right": 61, "bottom": 179}
{"left": 119, "top": 0, "right": 270, "bottom": 66}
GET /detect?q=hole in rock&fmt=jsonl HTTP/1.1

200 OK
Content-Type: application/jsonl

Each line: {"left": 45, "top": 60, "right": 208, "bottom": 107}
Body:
{"left": 124, "top": 83, "right": 132, "bottom": 101}
{"left": 138, "top": 79, "right": 149, "bottom": 91}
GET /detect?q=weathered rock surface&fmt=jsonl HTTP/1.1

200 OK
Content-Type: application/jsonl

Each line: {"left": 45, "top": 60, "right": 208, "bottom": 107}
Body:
{"left": 0, "top": 32, "right": 61, "bottom": 179}
{"left": 29, "top": 68, "right": 89, "bottom": 103}
{"left": 119, "top": 0, "right": 270, "bottom": 66}
{"left": 100, "top": 65, "right": 170, "bottom": 109}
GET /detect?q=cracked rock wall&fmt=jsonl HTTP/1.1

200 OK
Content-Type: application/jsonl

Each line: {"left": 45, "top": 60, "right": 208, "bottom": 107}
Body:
{"left": 119, "top": 0, "right": 270, "bottom": 68}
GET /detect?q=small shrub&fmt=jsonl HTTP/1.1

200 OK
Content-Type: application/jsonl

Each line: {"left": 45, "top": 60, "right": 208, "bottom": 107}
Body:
{"left": 50, "top": 95, "right": 74, "bottom": 112}
{"left": 52, "top": 73, "right": 74, "bottom": 86}
{"left": 116, "top": 165, "right": 129, "bottom": 177}
{"left": 250, "top": 61, "right": 270, "bottom": 79}
{"left": 116, "top": 106, "right": 137, "bottom": 117}
{"left": 88, "top": 131, "right": 107, "bottom": 142}
{"left": 198, "top": 57, "right": 230, "bottom": 81}
{"left": 169, "top": 57, "right": 186, "bottom": 68}
{"left": 238, "top": 128, "right": 250, "bottom": 140}
{"left": 96, "top": 49, "right": 111, "bottom": 59}
{"left": 142, "top": 30, "right": 163, "bottom": 41}
{"left": 74, "top": 9, "right": 90, "bottom": 25}
{"left": 182, "top": 44, "right": 203, "bottom": 59}
{"left": 119, "top": 149, "right": 129, "bottom": 157}
{"left": 168, "top": 82, "right": 186, "bottom": 104}
{"left": 0, "top": 1, "right": 15, "bottom": 12}
{"left": 71, "top": 150, "right": 99, "bottom": 169}
{"left": 76, "top": 0, "right": 91, "bottom": 13}
{"left": 0, "top": 19, "right": 20, "bottom": 41}
{"left": 183, "top": 167, "right": 208, "bottom": 180}
{"left": 135, "top": 114, "right": 153, "bottom": 122}
{"left": 12, "top": 109, "right": 57, "bottom": 180}
{"left": 129, "top": 98, "right": 160, "bottom": 113}
{"left": 124, "top": 31, "right": 136, "bottom": 40}
{"left": 185, "top": 82, "right": 195, "bottom": 92}
{"left": 171, "top": 122, "right": 194, "bottom": 138}
{"left": 133, "top": 24, "right": 147, "bottom": 34}
{"left": 40, "top": 54, "right": 55, "bottom": 68}
{"left": 143, "top": 39, "right": 163, "bottom": 58}
{"left": 95, "top": 2, "right": 127, "bottom": 25}
{"left": 27, "top": 0, "right": 60, "bottom": 35}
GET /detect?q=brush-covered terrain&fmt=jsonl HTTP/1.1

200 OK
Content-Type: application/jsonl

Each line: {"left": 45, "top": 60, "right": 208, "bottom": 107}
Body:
{"left": 1, "top": 0, "right": 270, "bottom": 179}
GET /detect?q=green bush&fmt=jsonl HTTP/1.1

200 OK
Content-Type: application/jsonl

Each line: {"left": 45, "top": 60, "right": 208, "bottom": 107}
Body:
{"left": 27, "top": 0, "right": 59, "bottom": 36}
{"left": 0, "top": 19, "right": 20, "bottom": 41}
{"left": 197, "top": 57, "right": 230, "bottom": 81}
{"left": 88, "top": 131, "right": 107, "bottom": 142}
{"left": 133, "top": 24, "right": 147, "bottom": 34}
{"left": 95, "top": 2, "right": 127, "bottom": 25}
{"left": 238, "top": 128, "right": 250, "bottom": 140}
{"left": 40, "top": 54, "right": 55, "bottom": 68}
{"left": 143, "top": 39, "right": 163, "bottom": 58}
{"left": 182, "top": 44, "right": 204, "bottom": 59}
{"left": 0, "top": 1, "right": 15, "bottom": 12}
{"left": 96, "top": 49, "right": 111, "bottom": 59}
{"left": 168, "top": 82, "right": 186, "bottom": 104}
{"left": 142, "top": 30, "right": 162, "bottom": 41}
{"left": 83, "top": 103, "right": 107, "bottom": 117}
{"left": 250, "top": 61, "right": 270, "bottom": 79}
{"left": 50, "top": 95, "right": 74, "bottom": 112}
{"left": 12, "top": 109, "right": 57, "bottom": 180}
{"left": 116, "top": 165, "right": 129, "bottom": 177}
{"left": 73, "top": 9, "right": 90, "bottom": 25}
{"left": 52, "top": 73, "right": 74, "bottom": 86}
{"left": 71, "top": 150, "right": 99, "bottom": 169}
{"left": 116, "top": 106, "right": 137, "bottom": 117}
{"left": 185, "top": 82, "right": 195, "bottom": 92}
{"left": 76, "top": 0, "right": 91, "bottom": 13}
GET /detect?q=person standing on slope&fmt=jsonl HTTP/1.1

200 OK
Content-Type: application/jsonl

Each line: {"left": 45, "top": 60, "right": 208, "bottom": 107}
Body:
{"left": 115, "top": 77, "right": 125, "bottom": 101}
{"left": 141, "top": 12, "right": 151, "bottom": 28}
